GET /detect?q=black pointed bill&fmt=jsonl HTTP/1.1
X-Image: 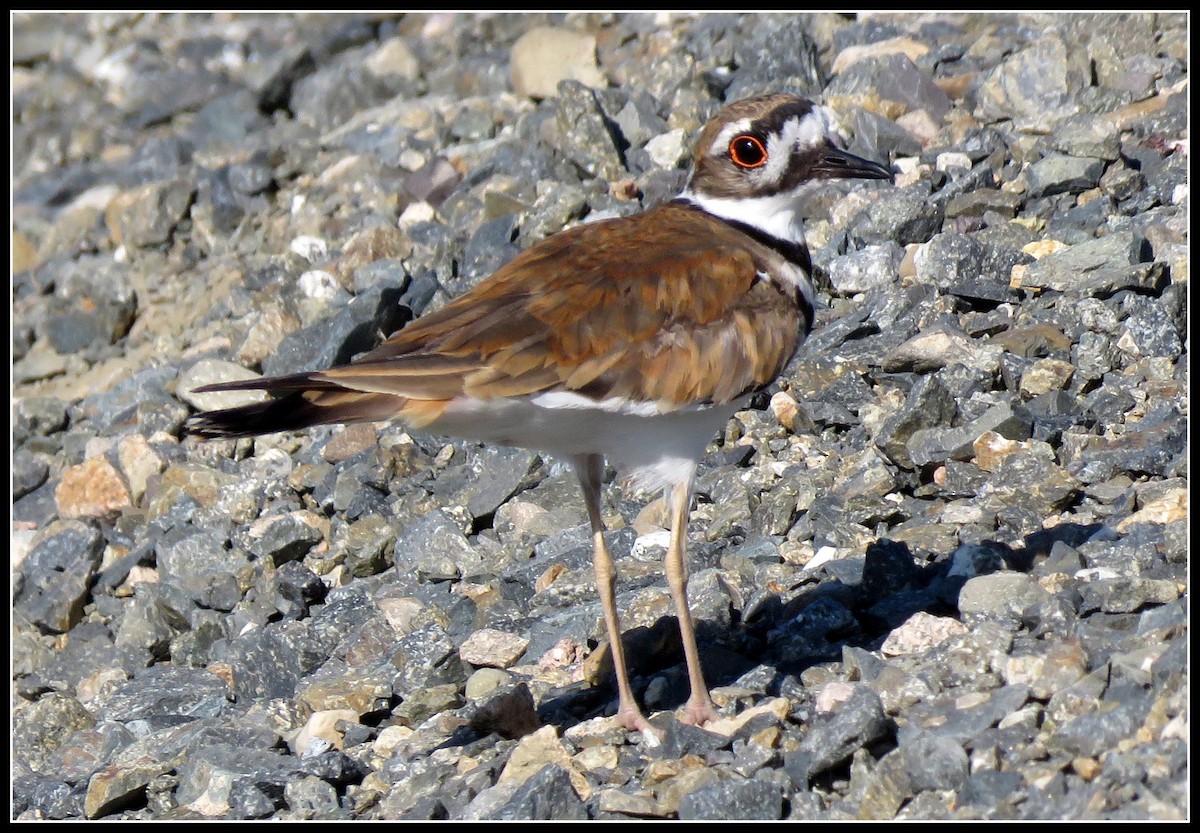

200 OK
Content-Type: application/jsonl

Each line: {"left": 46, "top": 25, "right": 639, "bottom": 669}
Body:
{"left": 812, "top": 145, "right": 894, "bottom": 182}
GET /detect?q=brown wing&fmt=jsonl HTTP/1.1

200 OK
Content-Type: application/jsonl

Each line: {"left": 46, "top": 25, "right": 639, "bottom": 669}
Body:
{"left": 313, "top": 202, "right": 803, "bottom": 410}
{"left": 190, "top": 202, "right": 804, "bottom": 438}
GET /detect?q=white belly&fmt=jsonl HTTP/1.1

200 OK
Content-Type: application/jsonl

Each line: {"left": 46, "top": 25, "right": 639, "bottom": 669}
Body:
{"left": 430, "top": 394, "right": 745, "bottom": 492}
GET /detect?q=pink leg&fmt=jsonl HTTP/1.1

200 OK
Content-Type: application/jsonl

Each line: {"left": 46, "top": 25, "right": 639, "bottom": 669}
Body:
{"left": 665, "top": 479, "right": 719, "bottom": 726}
{"left": 575, "top": 455, "right": 657, "bottom": 737}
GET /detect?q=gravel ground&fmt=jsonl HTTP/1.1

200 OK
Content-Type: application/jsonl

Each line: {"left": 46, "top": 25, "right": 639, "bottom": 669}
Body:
{"left": 12, "top": 12, "right": 1188, "bottom": 820}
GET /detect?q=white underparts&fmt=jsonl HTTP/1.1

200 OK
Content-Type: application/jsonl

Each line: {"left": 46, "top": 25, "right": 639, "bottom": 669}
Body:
{"left": 530, "top": 390, "right": 666, "bottom": 417}
{"left": 432, "top": 394, "right": 745, "bottom": 493}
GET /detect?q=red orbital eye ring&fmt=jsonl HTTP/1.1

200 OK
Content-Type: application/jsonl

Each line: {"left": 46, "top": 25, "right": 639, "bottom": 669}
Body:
{"left": 729, "top": 135, "right": 768, "bottom": 168}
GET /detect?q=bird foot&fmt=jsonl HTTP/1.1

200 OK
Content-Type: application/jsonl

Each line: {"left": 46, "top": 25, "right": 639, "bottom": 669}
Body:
{"left": 615, "top": 707, "right": 664, "bottom": 746}
{"left": 678, "top": 697, "right": 720, "bottom": 728}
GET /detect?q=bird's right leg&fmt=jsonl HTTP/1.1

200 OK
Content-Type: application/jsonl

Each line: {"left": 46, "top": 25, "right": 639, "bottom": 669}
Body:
{"left": 574, "top": 453, "right": 657, "bottom": 739}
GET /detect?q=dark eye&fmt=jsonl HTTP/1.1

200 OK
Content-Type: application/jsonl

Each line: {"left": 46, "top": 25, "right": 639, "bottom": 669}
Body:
{"left": 729, "top": 135, "right": 767, "bottom": 168}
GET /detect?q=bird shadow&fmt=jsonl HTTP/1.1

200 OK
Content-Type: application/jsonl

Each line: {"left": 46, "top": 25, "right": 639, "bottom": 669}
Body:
{"left": 531, "top": 520, "right": 1104, "bottom": 731}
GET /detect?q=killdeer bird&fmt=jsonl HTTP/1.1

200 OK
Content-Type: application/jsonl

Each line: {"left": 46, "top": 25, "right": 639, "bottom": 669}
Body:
{"left": 189, "top": 93, "right": 892, "bottom": 737}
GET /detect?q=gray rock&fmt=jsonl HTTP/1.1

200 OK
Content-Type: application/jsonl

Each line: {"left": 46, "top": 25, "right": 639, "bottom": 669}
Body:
{"left": 114, "top": 584, "right": 188, "bottom": 656}
{"left": 380, "top": 755, "right": 459, "bottom": 816}
{"left": 873, "top": 374, "right": 958, "bottom": 470}
{"left": 89, "top": 665, "right": 232, "bottom": 723}
{"left": 248, "top": 515, "right": 324, "bottom": 566}
{"left": 900, "top": 731, "right": 969, "bottom": 792}
{"left": 1078, "top": 578, "right": 1180, "bottom": 615}
{"left": 554, "top": 81, "right": 625, "bottom": 183}
{"left": 453, "top": 445, "right": 538, "bottom": 522}
{"left": 945, "top": 187, "right": 1023, "bottom": 219}
{"left": 1053, "top": 696, "right": 1153, "bottom": 758}
{"left": 270, "top": 561, "right": 327, "bottom": 620}
{"left": 285, "top": 777, "right": 343, "bottom": 820}
{"left": 1063, "top": 408, "right": 1186, "bottom": 483}
{"left": 845, "top": 106, "right": 923, "bottom": 159}
{"left": 121, "top": 66, "right": 233, "bottom": 129}
{"left": 15, "top": 521, "right": 105, "bottom": 633}
{"left": 1117, "top": 294, "right": 1184, "bottom": 359}
{"left": 227, "top": 152, "right": 275, "bottom": 197}
{"left": 74, "top": 365, "right": 180, "bottom": 433}
{"left": 12, "top": 774, "right": 87, "bottom": 820}
{"left": 461, "top": 214, "right": 521, "bottom": 283}
{"left": 959, "top": 572, "right": 1052, "bottom": 626}
{"left": 913, "top": 232, "right": 1028, "bottom": 302}
{"left": 228, "top": 777, "right": 284, "bottom": 818}
{"left": 390, "top": 622, "right": 465, "bottom": 700}
{"left": 827, "top": 243, "right": 905, "bottom": 295}
{"left": 43, "top": 720, "right": 138, "bottom": 787}
{"left": 961, "top": 769, "right": 1025, "bottom": 809}
{"left": 14, "top": 395, "right": 69, "bottom": 439}
{"left": 827, "top": 54, "right": 951, "bottom": 121}
{"left": 988, "top": 449, "right": 1081, "bottom": 523}
{"left": 158, "top": 531, "right": 249, "bottom": 611}
{"left": 189, "top": 91, "right": 272, "bottom": 154}
{"left": 1051, "top": 114, "right": 1123, "bottom": 160}
{"left": 1025, "top": 155, "right": 1106, "bottom": 198}
{"left": 12, "top": 447, "right": 50, "bottom": 499}
{"left": 127, "top": 134, "right": 195, "bottom": 183}
{"left": 12, "top": 692, "right": 96, "bottom": 774}
{"left": 848, "top": 185, "right": 944, "bottom": 246}
{"left": 770, "top": 596, "right": 858, "bottom": 665}
{"left": 218, "top": 620, "right": 324, "bottom": 701}
{"left": 85, "top": 757, "right": 176, "bottom": 819}
{"left": 494, "top": 764, "right": 588, "bottom": 820}
{"left": 862, "top": 539, "right": 922, "bottom": 601}
{"left": 1099, "top": 161, "right": 1145, "bottom": 203}
{"left": 901, "top": 684, "right": 1031, "bottom": 747}
{"left": 394, "top": 509, "right": 482, "bottom": 582}
{"left": 677, "top": 776, "right": 786, "bottom": 820}
{"left": 43, "top": 291, "right": 138, "bottom": 354}
{"left": 726, "top": 16, "right": 824, "bottom": 100}
{"left": 290, "top": 65, "right": 392, "bottom": 134}
{"left": 974, "top": 34, "right": 1084, "bottom": 130}
{"left": 112, "top": 179, "right": 196, "bottom": 248}
{"left": 613, "top": 92, "right": 669, "bottom": 151}
{"left": 655, "top": 720, "right": 732, "bottom": 760}
{"left": 908, "top": 401, "right": 1033, "bottom": 467}
{"left": 298, "top": 749, "right": 367, "bottom": 787}
{"left": 194, "top": 166, "right": 245, "bottom": 235}
{"left": 1016, "top": 231, "right": 1164, "bottom": 297}
{"left": 175, "top": 742, "right": 304, "bottom": 818}
{"left": 785, "top": 684, "right": 891, "bottom": 787}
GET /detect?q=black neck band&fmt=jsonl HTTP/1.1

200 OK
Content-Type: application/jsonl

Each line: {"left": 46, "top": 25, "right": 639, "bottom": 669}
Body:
{"left": 671, "top": 197, "right": 814, "bottom": 277}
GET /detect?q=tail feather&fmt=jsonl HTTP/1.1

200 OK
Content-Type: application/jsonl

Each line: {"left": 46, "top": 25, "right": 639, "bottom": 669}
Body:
{"left": 191, "top": 372, "right": 344, "bottom": 395}
{"left": 186, "top": 389, "right": 407, "bottom": 439}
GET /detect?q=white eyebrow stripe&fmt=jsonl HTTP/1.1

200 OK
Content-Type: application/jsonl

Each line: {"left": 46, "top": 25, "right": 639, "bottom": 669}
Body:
{"left": 708, "top": 118, "right": 754, "bottom": 156}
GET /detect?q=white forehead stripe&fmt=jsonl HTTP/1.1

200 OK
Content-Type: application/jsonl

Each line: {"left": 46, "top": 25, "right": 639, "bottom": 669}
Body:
{"left": 709, "top": 117, "right": 754, "bottom": 156}
{"left": 808, "top": 105, "right": 845, "bottom": 145}
{"left": 758, "top": 107, "right": 836, "bottom": 183}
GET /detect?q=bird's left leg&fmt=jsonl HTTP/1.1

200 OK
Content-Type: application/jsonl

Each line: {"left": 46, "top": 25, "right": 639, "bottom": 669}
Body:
{"left": 664, "top": 477, "right": 719, "bottom": 726}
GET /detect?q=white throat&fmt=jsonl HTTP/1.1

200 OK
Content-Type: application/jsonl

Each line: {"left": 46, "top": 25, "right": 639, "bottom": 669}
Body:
{"left": 678, "top": 189, "right": 807, "bottom": 247}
